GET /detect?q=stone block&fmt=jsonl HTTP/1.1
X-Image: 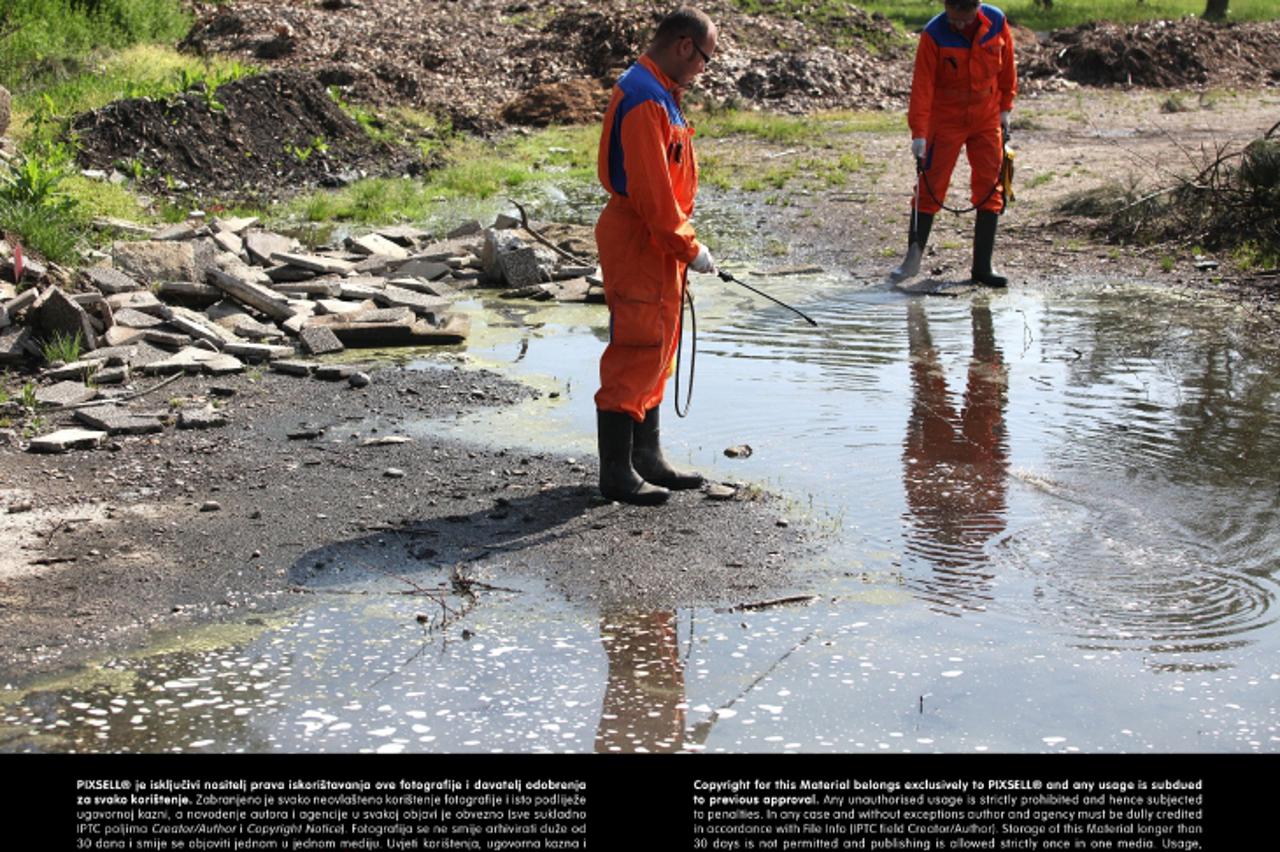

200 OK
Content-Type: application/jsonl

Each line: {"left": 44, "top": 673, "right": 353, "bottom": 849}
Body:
{"left": 499, "top": 247, "right": 543, "bottom": 289}
{"left": 244, "top": 231, "right": 298, "bottom": 266}
{"left": 74, "top": 406, "right": 165, "bottom": 435}
{"left": 111, "top": 239, "right": 198, "bottom": 283}
{"left": 35, "top": 380, "right": 98, "bottom": 408}
{"left": 299, "top": 325, "right": 345, "bottom": 355}
{"left": 83, "top": 266, "right": 143, "bottom": 295}
{"left": 28, "top": 428, "right": 107, "bottom": 454}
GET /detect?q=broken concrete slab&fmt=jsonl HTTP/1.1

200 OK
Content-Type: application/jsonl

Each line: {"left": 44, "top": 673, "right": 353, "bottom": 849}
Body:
{"left": 0, "top": 326, "right": 34, "bottom": 365}
{"left": 373, "top": 285, "right": 449, "bottom": 317}
{"left": 212, "top": 311, "right": 285, "bottom": 341}
{"left": 111, "top": 239, "right": 198, "bottom": 283}
{"left": 348, "top": 233, "right": 409, "bottom": 260}
{"left": 221, "top": 341, "right": 294, "bottom": 362}
{"left": 208, "top": 267, "right": 295, "bottom": 321}
{"left": 351, "top": 255, "right": 399, "bottom": 276}
{"left": 155, "top": 280, "right": 223, "bottom": 308}
{"left": 28, "top": 428, "right": 107, "bottom": 453}
{"left": 313, "top": 364, "right": 356, "bottom": 381}
{"left": 105, "top": 290, "right": 164, "bottom": 314}
{"left": 35, "top": 380, "right": 99, "bottom": 408}
{"left": 338, "top": 277, "right": 388, "bottom": 301}
{"left": 315, "top": 298, "right": 372, "bottom": 316}
{"left": 481, "top": 228, "right": 526, "bottom": 280}
{"left": 299, "top": 325, "right": 344, "bottom": 355}
{"left": 498, "top": 246, "right": 544, "bottom": 289}
{"left": 550, "top": 277, "right": 592, "bottom": 302}
{"left": 41, "top": 360, "right": 105, "bottom": 383}
{"left": 376, "top": 224, "right": 432, "bottom": 245}
{"left": 92, "top": 217, "right": 152, "bottom": 237}
{"left": 102, "top": 325, "right": 145, "bottom": 347}
{"left": 152, "top": 222, "right": 198, "bottom": 241}
{"left": 390, "top": 277, "right": 461, "bottom": 300}
{"left": 83, "top": 266, "right": 143, "bottom": 295}
{"left": 265, "top": 264, "right": 318, "bottom": 283}
{"left": 394, "top": 258, "right": 453, "bottom": 281}
{"left": 244, "top": 231, "right": 298, "bottom": 266}
{"left": 324, "top": 316, "right": 469, "bottom": 347}
{"left": 271, "top": 278, "right": 343, "bottom": 298}
{"left": 270, "top": 359, "right": 315, "bottom": 377}
{"left": 92, "top": 365, "right": 130, "bottom": 385}
{"left": 213, "top": 216, "right": 260, "bottom": 235}
{"left": 73, "top": 406, "right": 165, "bottom": 435}
{"left": 199, "top": 353, "right": 245, "bottom": 376}
{"left": 213, "top": 229, "right": 244, "bottom": 256}
{"left": 178, "top": 406, "right": 229, "bottom": 430}
{"left": 140, "top": 328, "right": 194, "bottom": 350}
{"left": 158, "top": 304, "right": 238, "bottom": 347}
{"left": 270, "top": 251, "right": 355, "bottom": 276}
{"left": 353, "top": 306, "right": 415, "bottom": 325}
{"left": 113, "top": 307, "right": 166, "bottom": 329}
{"left": 29, "top": 286, "right": 99, "bottom": 350}
{"left": 140, "top": 347, "right": 215, "bottom": 376}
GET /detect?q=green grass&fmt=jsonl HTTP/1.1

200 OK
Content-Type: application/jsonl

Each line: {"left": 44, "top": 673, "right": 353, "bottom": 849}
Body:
{"left": 40, "top": 330, "right": 84, "bottom": 364}
{"left": 0, "top": 0, "right": 191, "bottom": 92}
{"left": 808, "top": 0, "right": 1279, "bottom": 31}
{"left": 278, "top": 125, "right": 598, "bottom": 226}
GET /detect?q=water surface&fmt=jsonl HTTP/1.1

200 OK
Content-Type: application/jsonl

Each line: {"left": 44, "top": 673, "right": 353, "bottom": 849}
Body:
{"left": 3, "top": 273, "right": 1277, "bottom": 754}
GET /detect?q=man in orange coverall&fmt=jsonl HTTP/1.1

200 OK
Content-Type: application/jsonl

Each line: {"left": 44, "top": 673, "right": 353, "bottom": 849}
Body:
{"left": 890, "top": 0, "right": 1017, "bottom": 288}
{"left": 594, "top": 7, "right": 718, "bottom": 506}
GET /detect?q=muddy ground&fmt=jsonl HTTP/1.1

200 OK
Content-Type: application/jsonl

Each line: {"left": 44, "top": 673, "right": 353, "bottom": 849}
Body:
{"left": 0, "top": 360, "right": 812, "bottom": 682}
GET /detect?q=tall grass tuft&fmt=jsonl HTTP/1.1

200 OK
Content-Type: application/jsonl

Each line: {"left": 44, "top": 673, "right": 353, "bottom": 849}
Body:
{"left": 0, "top": 0, "right": 191, "bottom": 92}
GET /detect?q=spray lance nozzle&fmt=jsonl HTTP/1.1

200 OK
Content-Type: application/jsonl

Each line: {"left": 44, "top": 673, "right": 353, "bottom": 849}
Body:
{"left": 713, "top": 269, "right": 818, "bottom": 327}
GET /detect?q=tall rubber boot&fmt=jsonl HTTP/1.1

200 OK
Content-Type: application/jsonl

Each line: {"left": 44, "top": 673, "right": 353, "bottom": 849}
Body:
{"left": 632, "top": 406, "right": 704, "bottom": 490}
{"left": 971, "top": 210, "right": 1008, "bottom": 288}
{"left": 889, "top": 211, "right": 934, "bottom": 283}
{"left": 597, "top": 409, "right": 669, "bottom": 506}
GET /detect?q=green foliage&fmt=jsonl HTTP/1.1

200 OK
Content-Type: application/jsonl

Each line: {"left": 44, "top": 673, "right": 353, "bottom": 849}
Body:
{"left": 40, "top": 330, "right": 84, "bottom": 364}
{"left": 835, "top": 1, "right": 1278, "bottom": 31}
{"left": 0, "top": 0, "right": 191, "bottom": 92}
{"left": 279, "top": 125, "right": 597, "bottom": 226}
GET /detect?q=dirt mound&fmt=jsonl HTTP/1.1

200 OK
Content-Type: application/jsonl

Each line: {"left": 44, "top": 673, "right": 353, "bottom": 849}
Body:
{"left": 177, "top": 0, "right": 913, "bottom": 125}
{"left": 1019, "top": 18, "right": 1280, "bottom": 88}
{"left": 71, "top": 70, "right": 403, "bottom": 201}
{"left": 502, "top": 79, "right": 611, "bottom": 128}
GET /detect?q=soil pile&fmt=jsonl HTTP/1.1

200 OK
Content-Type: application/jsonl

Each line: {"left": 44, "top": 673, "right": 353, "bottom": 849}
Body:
{"left": 178, "top": 0, "right": 913, "bottom": 124}
{"left": 1019, "top": 18, "right": 1280, "bottom": 88}
{"left": 71, "top": 70, "right": 407, "bottom": 200}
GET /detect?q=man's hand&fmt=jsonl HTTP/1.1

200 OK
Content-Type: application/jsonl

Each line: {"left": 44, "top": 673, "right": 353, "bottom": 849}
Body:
{"left": 690, "top": 244, "right": 716, "bottom": 274}
{"left": 911, "top": 138, "right": 927, "bottom": 160}
{"left": 1000, "top": 111, "right": 1011, "bottom": 138}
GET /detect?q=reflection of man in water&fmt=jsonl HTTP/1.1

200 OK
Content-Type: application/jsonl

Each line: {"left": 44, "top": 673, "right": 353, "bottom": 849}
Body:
{"left": 594, "top": 611, "right": 686, "bottom": 753}
{"left": 902, "top": 300, "right": 1009, "bottom": 610}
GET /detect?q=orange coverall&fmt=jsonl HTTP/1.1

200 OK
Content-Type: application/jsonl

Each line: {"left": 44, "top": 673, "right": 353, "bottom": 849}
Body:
{"left": 594, "top": 55, "right": 701, "bottom": 422}
{"left": 908, "top": 5, "right": 1017, "bottom": 214}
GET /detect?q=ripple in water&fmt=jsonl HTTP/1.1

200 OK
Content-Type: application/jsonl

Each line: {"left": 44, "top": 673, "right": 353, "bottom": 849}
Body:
{"left": 997, "top": 474, "right": 1277, "bottom": 663}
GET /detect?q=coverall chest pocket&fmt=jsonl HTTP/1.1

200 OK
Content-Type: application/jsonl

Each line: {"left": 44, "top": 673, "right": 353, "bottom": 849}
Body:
{"left": 977, "top": 38, "right": 1004, "bottom": 78}
{"left": 668, "top": 124, "right": 697, "bottom": 209}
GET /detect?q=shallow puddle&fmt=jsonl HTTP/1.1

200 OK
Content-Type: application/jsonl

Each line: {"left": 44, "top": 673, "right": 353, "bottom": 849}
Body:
{"left": 3, "top": 272, "right": 1278, "bottom": 754}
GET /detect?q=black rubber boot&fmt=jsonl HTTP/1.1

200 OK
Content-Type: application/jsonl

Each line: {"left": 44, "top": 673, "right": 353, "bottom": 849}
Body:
{"left": 889, "top": 211, "right": 934, "bottom": 283}
{"left": 632, "top": 406, "right": 704, "bottom": 490}
{"left": 597, "top": 409, "right": 669, "bottom": 506}
{"left": 971, "top": 210, "right": 1008, "bottom": 288}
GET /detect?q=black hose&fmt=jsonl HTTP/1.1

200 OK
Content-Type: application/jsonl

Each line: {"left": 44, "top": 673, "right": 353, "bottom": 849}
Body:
{"left": 673, "top": 269, "right": 696, "bottom": 418}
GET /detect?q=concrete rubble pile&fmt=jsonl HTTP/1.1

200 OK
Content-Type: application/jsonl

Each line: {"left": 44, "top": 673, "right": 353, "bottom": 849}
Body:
{"left": 0, "top": 212, "right": 603, "bottom": 453}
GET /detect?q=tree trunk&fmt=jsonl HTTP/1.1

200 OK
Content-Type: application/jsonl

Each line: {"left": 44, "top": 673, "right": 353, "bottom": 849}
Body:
{"left": 1204, "top": 0, "right": 1230, "bottom": 21}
